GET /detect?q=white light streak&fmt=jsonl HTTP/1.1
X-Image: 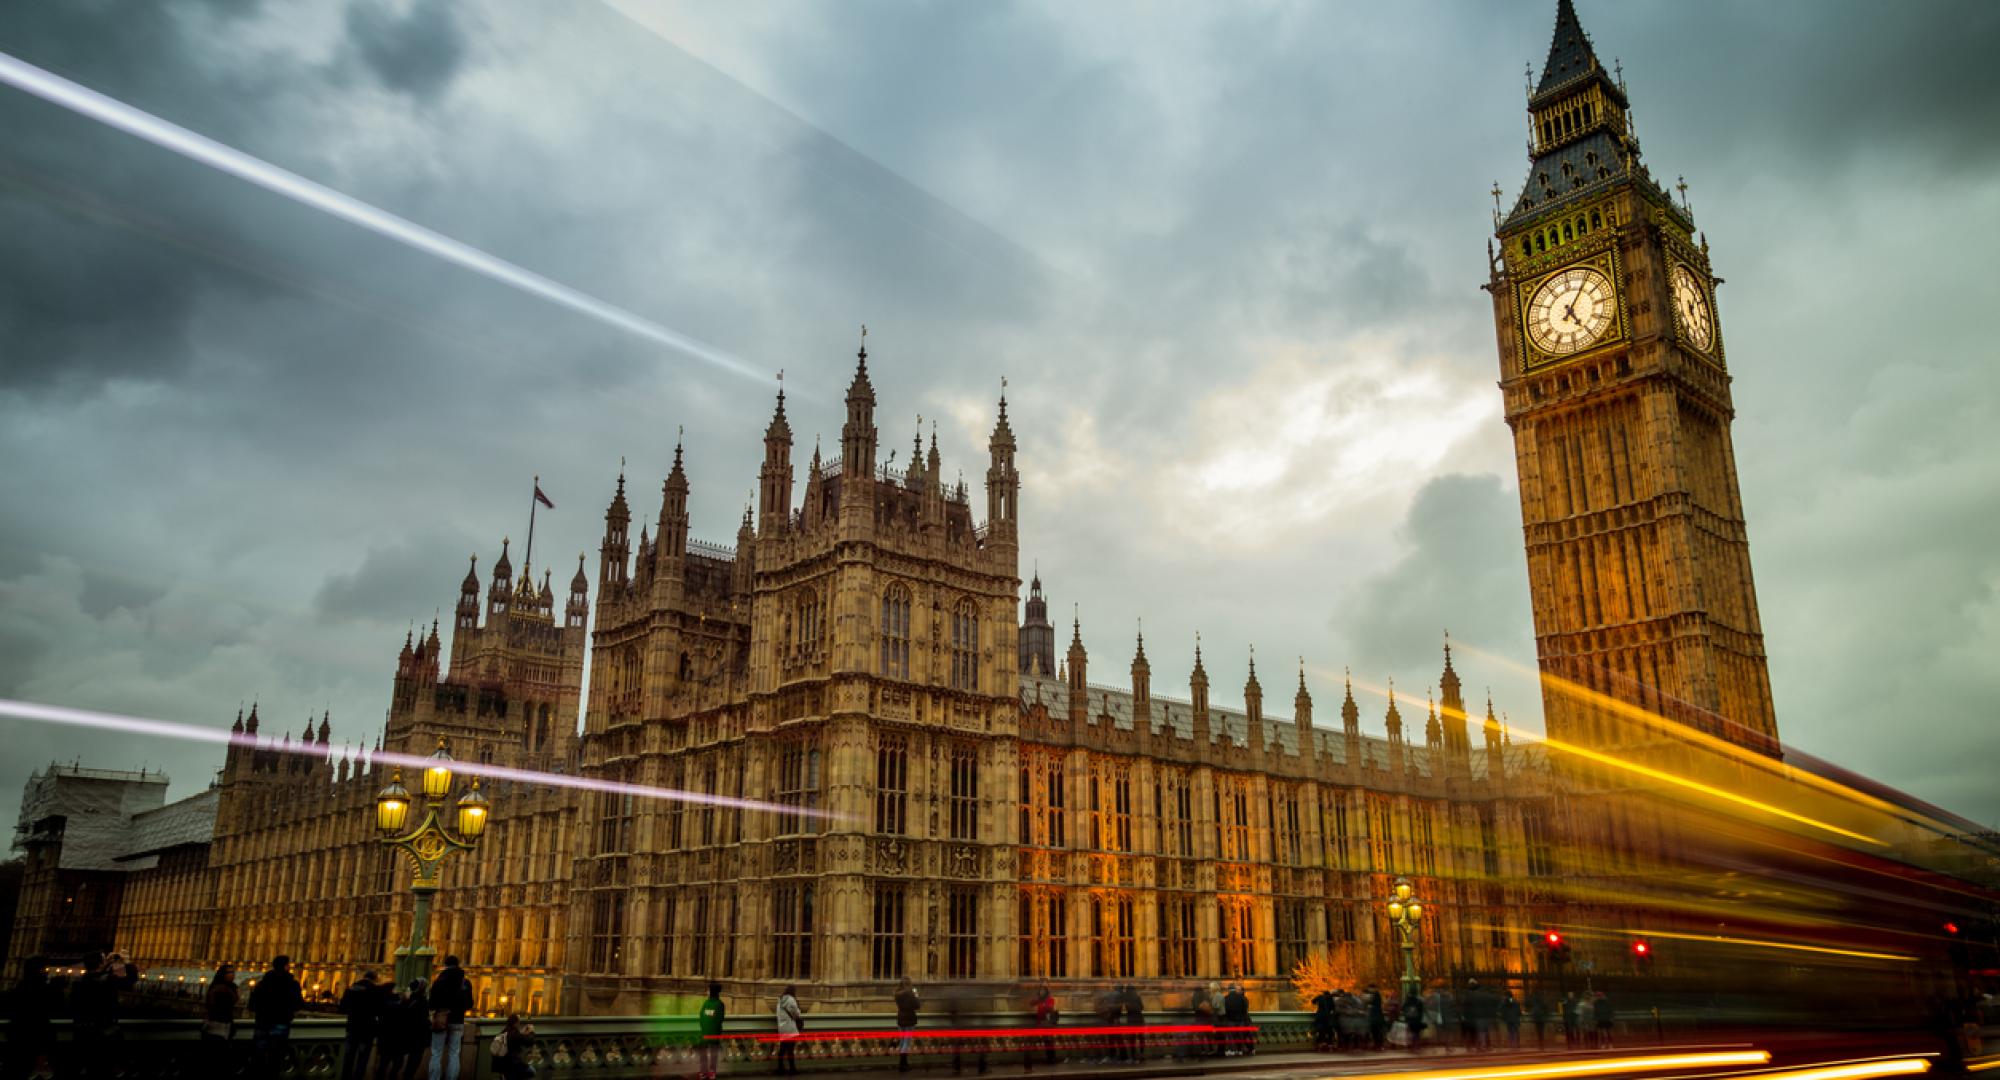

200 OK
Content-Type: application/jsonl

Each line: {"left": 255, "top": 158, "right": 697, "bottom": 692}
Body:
{"left": 0, "top": 51, "right": 759, "bottom": 382}
{"left": 0, "top": 697, "right": 834, "bottom": 818}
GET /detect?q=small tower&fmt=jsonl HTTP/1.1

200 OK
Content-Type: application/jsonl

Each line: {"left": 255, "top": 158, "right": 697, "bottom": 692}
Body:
{"left": 1190, "top": 636, "right": 1211, "bottom": 747}
{"left": 1066, "top": 613, "right": 1088, "bottom": 727}
{"left": 1385, "top": 682, "right": 1406, "bottom": 776}
{"left": 1425, "top": 690, "right": 1442, "bottom": 752}
{"left": 600, "top": 470, "right": 631, "bottom": 589}
{"left": 1484, "top": 692, "right": 1507, "bottom": 784}
{"left": 1341, "top": 670, "right": 1361, "bottom": 768}
{"left": 657, "top": 438, "right": 691, "bottom": 577}
{"left": 733, "top": 506, "right": 755, "bottom": 598}
{"left": 567, "top": 555, "right": 589, "bottom": 629}
{"left": 1440, "top": 635, "right": 1471, "bottom": 768}
{"left": 1130, "top": 624, "right": 1151, "bottom": 730}
{"left": 1244, "top": 648, "right": 1265, "bottom": 756}
{"left": 1294, "top": 659, "right": 1315, "bottom": 761}
{"left": 488, "top": 538, "right": 513, "bottom": 617}
{"left": 1018, "top": 568, "right": 1056, "bottom": 678}
{"left": 986, "top": 386, "right": 1019, "bottom": 538}
{"left": 841, "top": 331, "right": 878, "bottom": 481}
{"left": 760, "top": 381, "right": 794, "bottom": 535}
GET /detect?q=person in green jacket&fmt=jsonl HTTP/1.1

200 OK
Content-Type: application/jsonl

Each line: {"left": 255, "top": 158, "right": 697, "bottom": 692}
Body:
{"left": 698, "top": 982, "right": 726, "bottom": 1080}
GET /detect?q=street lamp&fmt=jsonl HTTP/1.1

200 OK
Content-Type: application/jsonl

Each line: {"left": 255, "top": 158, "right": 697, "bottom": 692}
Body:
{"left": 1385, "top": 877, "right": 1425, "bottom": 1007}
{"left": 376, "top": 737, "right": 486, "bottom": 988}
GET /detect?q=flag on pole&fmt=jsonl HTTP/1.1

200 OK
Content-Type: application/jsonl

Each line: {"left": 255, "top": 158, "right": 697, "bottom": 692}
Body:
{"left": 534, "top": 484, "right": 554, "bottom": 509}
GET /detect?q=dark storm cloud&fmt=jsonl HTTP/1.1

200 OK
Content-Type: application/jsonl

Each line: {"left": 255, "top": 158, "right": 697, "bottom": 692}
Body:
{"left": 1340, "top": 473, "right": 1536, "bottom": 682}
{"left": 341, "top": 0, "right": 469, "bottom": 102}
{"left": 314, "top": 528, "right": 483, "bottom": 622}
{"left": 0, "top": 0, "right": 1994, "bottom": 832}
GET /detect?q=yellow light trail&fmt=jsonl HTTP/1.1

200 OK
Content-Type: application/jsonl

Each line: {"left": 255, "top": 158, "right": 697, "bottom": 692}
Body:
{"left": 1327, "top": 1049, "right": 1772, "bottom": 1080}
{"left": 1744, "top": 1060, "right": 1929, "bottom": 1080}
{"left": 1340, "top": 674, "right": 1882, "bottom": 847}
{"left": 1456, "top": 922, "right": 1916, "bottom": 964}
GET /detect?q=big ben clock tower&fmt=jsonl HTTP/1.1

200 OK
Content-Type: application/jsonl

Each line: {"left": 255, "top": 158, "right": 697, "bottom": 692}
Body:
{"left": 1489, "top": 0, "right": 1780, "bottom": 756}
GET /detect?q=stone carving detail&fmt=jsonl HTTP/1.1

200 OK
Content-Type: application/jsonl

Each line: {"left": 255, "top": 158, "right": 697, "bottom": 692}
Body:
{"left": 948, "top": 844, "right": 980, "bottom": 879}
{"left": 870, "top": 837, "right": 910, "bottom": 876}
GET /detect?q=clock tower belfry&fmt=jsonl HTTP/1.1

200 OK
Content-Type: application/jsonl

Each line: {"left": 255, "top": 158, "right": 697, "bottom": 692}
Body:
{"left": 1488, "top": 0, "right": 1779, "bottom": 756}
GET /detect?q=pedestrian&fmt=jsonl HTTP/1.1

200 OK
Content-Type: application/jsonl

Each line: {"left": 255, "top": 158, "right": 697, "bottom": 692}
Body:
{"left": 247, "top": 955, "right": 303, "bottom": 1080}
{"left": 379, "top": 978, "right": 430, "bottom": 1080}
{"left": 1562, "top": 993, "right": 1580, "bottom": 1049}
{"left": 491, "top": 1014, "right": 537, "bottom": 1080}
{"left": 1591, "top": 992, "right": 1614, "bottom": 1050}
{"left": 427, "top": 954, "right": 476, "bottom": 1080}
{"left": 1189, "top": 985, "right": 1216, "bottom": 1060}
{"left": 7, "top": 957, "right": 61, "bottom": 1080}
{"left": 947, "top": 987, "right": 985, "bottom": 1075}
{"left": 1400, "top": 992, "right": 1426, "bottom": 1054}
{"left": 894, "top": 978, "right": 920, "bottom": 1073}
{"left": 1365, "top": 986, "right": 1387, "bottom": 1051}
{"left": 1028, "top": 983, "right": 1058, "bottom": 1070}
{"left": 201, "top": 963, "right": 240, "bottom": 1073}
{"left": 1221, "top": 983, "right": 1252, "bottom": 1057}
{"left": 697, "top": 982, "right": 726, "bottom": 1080}
{"left": 776, "top": 984, "right": 805, "bottom": 1075}
{"left": 1120, "top": 985, "right": 1145, "bottom": 1063}
{"left": 1501, "top": 991, "right": 1522, "bottom": 1050}
{"left": 1338, "top": 989, "right": 1366, "bottom": 1051}
{"left": 1093, "top": 987, "right": 1120, "bottom": 1064}
{"left": 1309, "top": 989, "right": 1334, "bottom": 1051}
{"left": 1528, "top": 993, "right": 1548, "bottom": 1051}
{"left": 339, "top": 970, "right": 382, "bottom": 1080}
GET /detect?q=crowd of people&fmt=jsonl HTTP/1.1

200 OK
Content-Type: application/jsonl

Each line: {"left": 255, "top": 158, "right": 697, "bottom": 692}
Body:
{"left": 2, "top": 950, "right": 514, "bottom": 1080}
{"left": 1303, "top": 982, "right": 1621, "bottom": 1055}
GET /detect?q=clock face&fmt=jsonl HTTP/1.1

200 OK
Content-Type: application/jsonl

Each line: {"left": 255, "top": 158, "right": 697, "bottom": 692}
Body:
{"left": 1670, "top": 264, "right": 1714, "bottom": 351}
{"left": 1525, "top": 266, "right": 1616, "bottom": 356}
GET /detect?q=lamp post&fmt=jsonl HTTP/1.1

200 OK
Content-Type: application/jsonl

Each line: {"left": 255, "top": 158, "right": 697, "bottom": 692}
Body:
{"left": 375, "top": 737, "right": 488, "bottom": 988}
{"left": 1385, "top": 877, "right": 1425, "bottom": 1007}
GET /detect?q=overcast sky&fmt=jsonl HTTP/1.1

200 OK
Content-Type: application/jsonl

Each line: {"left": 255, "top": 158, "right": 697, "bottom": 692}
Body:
{"left": 3, "top": 0, "right": 1997, "bottom": 831}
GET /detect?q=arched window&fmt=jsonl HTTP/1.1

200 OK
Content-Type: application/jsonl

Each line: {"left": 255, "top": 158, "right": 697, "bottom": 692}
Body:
{"left": 950, "top": 600, "right": 979, "bottom": 691}
{"left": 880, "top": 585, "right": 911, "bottom": 680}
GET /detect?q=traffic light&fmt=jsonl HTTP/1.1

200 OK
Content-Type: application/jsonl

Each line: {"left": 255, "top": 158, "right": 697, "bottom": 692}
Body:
{"left": 1944, "top": 922, "right": 1960, "bottom": 935}
{"left": 1545, "top": 930, "right": 1563, "bottom": 948}
{"left": 1543, "top": 930, "right": 1572, "bottom": 967}
{"left": 1632, "top": 939, "right": 1650, "bottom": 957}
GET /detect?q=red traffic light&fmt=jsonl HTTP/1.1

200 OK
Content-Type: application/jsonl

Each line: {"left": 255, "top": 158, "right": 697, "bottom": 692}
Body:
{"left": 1944, "top": 922, "right": 1960, "bottom": 935}
{"left": 1545, "top": 931, "right": 1563, "bottom": 947}
{"left": 1632, "top": 940, "right": 1650, "bottom": 956}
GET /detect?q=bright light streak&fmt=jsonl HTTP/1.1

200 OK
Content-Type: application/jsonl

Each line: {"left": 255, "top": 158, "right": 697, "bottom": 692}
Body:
{"left": 1334, "top": 1049, "right": 1771, "bottom": 1080}
{"left": 1747, "top": 1059, "right": 1929, "bottom": 1080}
{"left": 1966, "top": 1055, "right": 2000, "bottom": 1073}
{"left": 0, "top": 51, "right": 759, "bottom": 382}
{"left": 0, "top": 697, "right": 836, "bottom": 818}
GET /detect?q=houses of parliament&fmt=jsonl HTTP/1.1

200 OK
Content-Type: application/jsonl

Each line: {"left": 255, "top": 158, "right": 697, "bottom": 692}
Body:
{"left": 16, "top": 1, "right": 1883, "bottom": 1016}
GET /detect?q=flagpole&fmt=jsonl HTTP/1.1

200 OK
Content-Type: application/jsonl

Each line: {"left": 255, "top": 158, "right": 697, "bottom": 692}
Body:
{"left": 525, "top": 474, "right": 538, "bottom": 577}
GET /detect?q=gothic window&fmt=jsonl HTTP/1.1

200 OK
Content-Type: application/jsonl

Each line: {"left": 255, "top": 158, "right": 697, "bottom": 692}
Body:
{"left": 699, "top": 763, "right": 718, "bottom": 846}
{"left": 1368, "top": 795, "right": 1395, "bottom": 874}
{"left": 596, "top": 764, "right": 634, "bottom": 854}
{"left": 870, "top": 885, "right": 906, "bottom": 979}
{"left": 1220, "top": 896, "right": 1255, "bottom": 978}
{"left": 1222, "top": 779, "right": 1252, "bottom": 861}
{"left": 772, "top": 883, "right": 814, "bottom": 980}
{"left": 775, "top": 739, "right": 822, "bottom": 837}
{"left": 1521, "top": 237, "right": 1533, "bottom": 258}
{"left": 1277, "top": 900, "right": 1312, "bottom": 976}
{"left": 879, "top": 585, "right": 912, "bottom": 680}
{"left": 947, "top": 887, "right": 979, "bottom": 978}
{"left": 1017, "top": 888, "right": 1069, "bottom": 978}
{"left": 589, "top": 891, "right": 625, "bottom": 973}
{"left": 1329, "top": 796, "right": 1352, "bottom": 870}
{"left": 948, "top": 744, "right": 978, "bottom": 841}
{"left": 1479, "top": 807, "right": 1501, "bottom": 877}
{"left": 664, "top": 760, "right": 685, "bottom": 850}
{"left": 690, "top": 892, "right": 713, "bottom": 975}
{"left": 952, "top": 600, "right": 984, "bottom": 692}
{"left": 875, "top": 737, "right": 909, "bottom": 835}
{"left": 1589, "top": 209, "right": 1602, "bottom": 229}
{"left": 1418, "top": 807, "right": 1438, "bottom": 876}
{"left": 1019, "top": 764, "right": 1032, "bottom": 844}
{"left": 1046, "top": 761, "right": 1066, "bottom": 846}
{"left": 656, "top": 892, "right": 679, "bottom": 974}
{"left": 1090, "top": 894, "right": 1136, "bottom": 978}
{"left": 1274, "top": 785, "right": 1303, "bottom": 866}
{"left": 1522, "top": 805, "right": 1557, "bottom": 877}
{"left": 1110, "top": 766, "right": 1133, "bottom": 852}
{"left": 1159, "top": 894, "right": 1198, "bottom": 978}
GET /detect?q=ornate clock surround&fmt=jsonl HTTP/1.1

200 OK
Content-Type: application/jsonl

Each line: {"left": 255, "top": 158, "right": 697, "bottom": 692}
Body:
{"left": 1512, "top": 244, "right": 1628, "bottom": 374}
